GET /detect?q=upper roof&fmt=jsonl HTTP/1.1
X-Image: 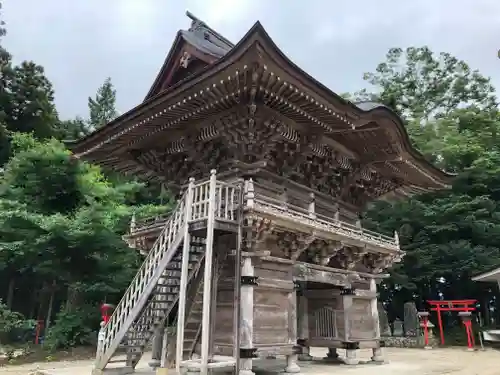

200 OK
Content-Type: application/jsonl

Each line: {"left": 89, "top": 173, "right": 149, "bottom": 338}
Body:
{"left": 69, "top": 14, "right": 454, "bottom": 194}
{"left": 143, "top": 12, "right": 233, "bottom": 100}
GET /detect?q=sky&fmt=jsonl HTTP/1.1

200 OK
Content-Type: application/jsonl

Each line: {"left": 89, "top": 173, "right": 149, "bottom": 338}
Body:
{"left": 2, "top": 0, "right": 500, "bottom": 120}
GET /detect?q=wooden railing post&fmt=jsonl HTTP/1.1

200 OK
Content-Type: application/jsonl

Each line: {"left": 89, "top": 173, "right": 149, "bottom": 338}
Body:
{"left": 245, "top": 178, "right": 255, "bottom": 209}
{"left": 308, "top": 193, "right": 316, "bottom": 219}
{"left": 200, "top": 170, "right": 217, "bottom": 375}
{"left": 176, "top": 177, "right": 195, "bottom": 373}
{"left": 280, "top": 188, "right": 288, "bottom": 210}
{"left": 95, "top": 321, "right": 106, "bottom": 367}
{"left": 130, "top": 213, "right": 136, "bottom": 234}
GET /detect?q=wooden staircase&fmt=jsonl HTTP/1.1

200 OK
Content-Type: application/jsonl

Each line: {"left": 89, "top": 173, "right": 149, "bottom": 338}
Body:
{"left": 93, "top": 173, "right": 241, "bottom": 374}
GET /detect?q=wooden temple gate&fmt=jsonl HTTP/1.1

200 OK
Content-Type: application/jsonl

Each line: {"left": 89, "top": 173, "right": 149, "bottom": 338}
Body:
{"left": 69, "top": 12, "right": 452, "bottom": 375}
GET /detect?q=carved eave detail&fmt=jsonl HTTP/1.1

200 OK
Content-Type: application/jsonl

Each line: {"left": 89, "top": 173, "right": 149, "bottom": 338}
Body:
{"left": 73, "top": 24, "right": 451, "bottom": 199}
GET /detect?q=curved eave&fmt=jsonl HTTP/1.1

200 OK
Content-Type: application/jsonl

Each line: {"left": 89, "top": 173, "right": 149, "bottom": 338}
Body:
{"left": 246, "top": 25, "right": 454, "bottom": 188}
{"left": 69, "top": 22, "right": 268, "bottom": 155}
{"left": 70, "top": 21, "right": 453, "bottom": 189}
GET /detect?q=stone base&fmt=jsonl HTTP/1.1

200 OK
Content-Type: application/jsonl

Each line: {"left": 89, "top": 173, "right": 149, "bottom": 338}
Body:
{"left": 371, "top": 348, "right": 384, "bottom": 363}
{"left": 283, "top": 355, "right": 301, "bottom": 375}
{"left": 149, "top": 359, "right": 161, "bottom": 369}
{"left": 343, "top": 350, "right": 359, "bottom": 366}
{"left": 343, "top": 358, "right": 359, "bottom": 366}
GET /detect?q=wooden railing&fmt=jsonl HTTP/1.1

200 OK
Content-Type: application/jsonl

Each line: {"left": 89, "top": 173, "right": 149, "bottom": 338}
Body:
{"left": 128, "top": 177, "right": 398, "bottom": 250}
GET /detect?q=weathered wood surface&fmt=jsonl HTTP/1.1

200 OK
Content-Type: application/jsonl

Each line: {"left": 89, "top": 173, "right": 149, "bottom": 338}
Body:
{"left": 253, "top": 259, "right": 294, "bottom": 347}
{"left": 347, "top": 298, "right": 377, "bottom": 341}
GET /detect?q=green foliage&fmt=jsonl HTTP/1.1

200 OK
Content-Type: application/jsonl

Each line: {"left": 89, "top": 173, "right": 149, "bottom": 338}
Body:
{"left": 88, "top": 77, "right": 118, "bottom": 129}
{"left": 358, "top": 46, "right": 500, "bottom": 321}
{"left": 354, "top": 46, "right": 497, "bottom": 122}
{"left": 0, "top": 299, "right": 34, "bottom": 335}
{"left": 43, "top": 306, "right": 100, "bottom": 351}
{"left": 0, "top": 299, "right": 35, "bottom": 349}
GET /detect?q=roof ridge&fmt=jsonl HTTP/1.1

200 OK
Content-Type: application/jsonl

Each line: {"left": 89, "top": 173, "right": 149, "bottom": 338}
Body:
{"left": 185, "top": 10, "right": 234, "bottom": 50}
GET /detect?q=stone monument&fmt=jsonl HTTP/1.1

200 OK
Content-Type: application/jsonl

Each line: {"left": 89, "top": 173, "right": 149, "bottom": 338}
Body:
{"left": 403, "top": 302, "right": 419, "bottom": 337}
{"left": 378, "top": 302, "right": 391, "bottom": 337}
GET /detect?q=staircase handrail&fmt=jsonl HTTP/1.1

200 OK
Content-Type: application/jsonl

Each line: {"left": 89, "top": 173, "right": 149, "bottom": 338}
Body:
{"left": 97, "top": 189, "right": 189, "bottom": 363}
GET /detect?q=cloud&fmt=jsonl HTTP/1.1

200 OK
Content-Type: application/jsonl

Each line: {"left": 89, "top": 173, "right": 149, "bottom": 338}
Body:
{"left": 2, "top": 0, "right": 500, "bottom": 120}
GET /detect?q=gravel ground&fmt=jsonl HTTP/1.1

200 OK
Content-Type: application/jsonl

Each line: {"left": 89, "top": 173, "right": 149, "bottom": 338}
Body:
{"left": 0, "top": 347, "right": 497, "bottom": 375}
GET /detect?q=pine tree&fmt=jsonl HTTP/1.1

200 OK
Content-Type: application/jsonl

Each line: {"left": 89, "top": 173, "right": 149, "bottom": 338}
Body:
{"left": 88, "top": 77, "right": 118, "bottom": 129}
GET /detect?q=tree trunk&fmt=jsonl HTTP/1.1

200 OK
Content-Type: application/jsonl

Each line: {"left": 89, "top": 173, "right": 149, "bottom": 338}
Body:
{"left": 45, "top": 281, "right": 56, "bottom": 330}
{"left": 65, "top": 284, "right": 81, "bottom": 312}
{"left": 6, "top": 278, "right": 15, "bottom": 309}
{"left": 29, "top": 285, "right": 40, "bottom": 319}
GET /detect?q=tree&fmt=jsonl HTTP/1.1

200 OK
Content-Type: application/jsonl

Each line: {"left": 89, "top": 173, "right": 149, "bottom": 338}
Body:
{"left": 57, "top": 116, "right": 92, "bottom": 141}
{"left": 358, "top": 47, "right": 500, "bottom": 325}
{"left": 88, "top": 77, "right": 118, "bottom": 129}
{"left": 354, "top": 47, "right": 497, "bottom": 122}
{"left": 0, "top": 134, "right": 169, "bottom": 347}
{"left": 0, "top": 60, "right": 63, "bottom": 166}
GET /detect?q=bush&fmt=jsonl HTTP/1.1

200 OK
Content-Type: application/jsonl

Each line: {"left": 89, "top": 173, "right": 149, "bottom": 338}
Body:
{"left": 0, "top": 299, "right": 35, "bottom": 347}
{"left": 43, "top": 305, "right": 101, "bottom": 352}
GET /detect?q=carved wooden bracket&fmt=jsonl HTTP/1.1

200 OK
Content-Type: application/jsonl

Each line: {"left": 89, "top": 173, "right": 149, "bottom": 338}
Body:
{"left": 275, "top": 230, "right": 317, "bottom": 260}
{"left": 309, "top": 240, "right": 344, "bottom": 266}
{"left": 243, "top": 217, "right": 274, "bottom": 252}
{"left": 362, "top": 252, "right": 400, "bottom": 273}
{"left": 335, "top": 246, "right": 367, "bottom": 270}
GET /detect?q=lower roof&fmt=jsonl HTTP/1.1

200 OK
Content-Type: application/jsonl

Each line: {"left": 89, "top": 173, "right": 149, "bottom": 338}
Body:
{"left": 472, "top": 266, "right": 500, "bottom": 282}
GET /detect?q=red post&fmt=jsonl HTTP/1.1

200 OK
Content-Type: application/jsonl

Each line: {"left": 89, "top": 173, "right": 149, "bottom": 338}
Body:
{"left": 427, "top": 300, "right": 476, "bottom": 346}
{"left": 459, "top": 311, "right": 474, "bottom": 351}
{"left": 436, "top": 305, "right": 445, "bottom": 345}
{"left": 35, "top": 319, "right": 44, "bottom": 345}
{"left": 418, "top": 311, "right": 430, "bottom": 347}
{"left": 100, "top": 303, "right": 115, "bottom": 324}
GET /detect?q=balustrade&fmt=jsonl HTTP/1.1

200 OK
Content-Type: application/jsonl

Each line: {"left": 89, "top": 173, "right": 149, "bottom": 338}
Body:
{"left": 127, "top": 176, "right": 399, "bottom": 250}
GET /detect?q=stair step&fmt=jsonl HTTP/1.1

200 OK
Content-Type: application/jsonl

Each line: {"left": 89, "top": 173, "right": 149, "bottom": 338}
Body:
{"left": 108, "top": 359, "right": 128, "bottom": 364}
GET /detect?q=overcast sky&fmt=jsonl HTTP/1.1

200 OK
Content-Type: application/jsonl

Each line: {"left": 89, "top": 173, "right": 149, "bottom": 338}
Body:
{"left": 3, "top": 0, "right": 500, "bottom": 120}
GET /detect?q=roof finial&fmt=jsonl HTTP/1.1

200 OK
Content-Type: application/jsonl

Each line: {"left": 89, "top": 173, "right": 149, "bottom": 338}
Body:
{"left": 186, "top": 10, "right": 205, "bottom": 32}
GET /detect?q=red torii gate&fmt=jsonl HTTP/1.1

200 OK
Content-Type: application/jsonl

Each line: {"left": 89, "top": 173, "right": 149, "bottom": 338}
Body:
{"left": 427, "top": 299, "right": 476, "bottom": 345}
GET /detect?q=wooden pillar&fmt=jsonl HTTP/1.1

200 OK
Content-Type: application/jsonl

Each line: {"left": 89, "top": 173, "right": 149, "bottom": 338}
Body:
{"left": 200, "top": 170, "right": 217, "bottom": 375}
{"left": 370, "top": 278, "right": 384, "bottom": 362}
{"left": 149, "top": 326, "right": 165, "bottom": 369}
{"left": 342, "top": 292, "right": 359, "bottom": 365}
{"left": 297, "top": 295, "right": 312, "bottom": 361}
{"left": 176, "top": 177, "right": 195, "bottom": 373}
{"left": 159, "top": 328, "right": 169, "bottom": 370}
{"left": 284, "top": 288, "right": 301, "bottom": 374}
{"left": 239, "top": 256, "right": 255, "bottom": 375}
